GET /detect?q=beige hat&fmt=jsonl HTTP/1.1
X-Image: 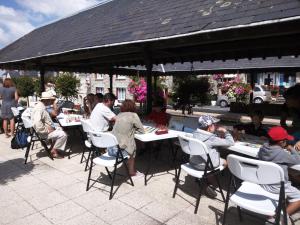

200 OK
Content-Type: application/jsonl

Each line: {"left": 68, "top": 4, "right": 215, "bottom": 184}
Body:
{"left": 40, "top": 91, "right": 56, "bottom": 100}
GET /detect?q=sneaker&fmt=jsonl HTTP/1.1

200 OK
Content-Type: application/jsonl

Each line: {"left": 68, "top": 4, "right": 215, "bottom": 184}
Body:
{"left": 204, "top": 186, "right": 217, "bottom": 199}
{"left": 265, "top": 216, "right": 292, "bottom": 225}
{"left": 290, "top": 211, "right": 300, "bottom": 224}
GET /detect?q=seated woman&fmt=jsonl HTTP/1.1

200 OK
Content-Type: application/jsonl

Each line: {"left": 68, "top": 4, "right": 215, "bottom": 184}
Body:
{"left": 233, "top": 110, "right": 268, "bottom": 140}
{"left": 109, "top": 99, "right": 145, "bottom": 176}
{"left": 83, "top": 93, "right": 96, "bottom": 118}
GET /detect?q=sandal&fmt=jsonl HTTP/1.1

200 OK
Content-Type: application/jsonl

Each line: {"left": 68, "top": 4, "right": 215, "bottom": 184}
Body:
{"left": 51, "top": 153, "right": 64, "bottom": 159}
{"left": 5, "top": 133, "right": 11, "bottom": 138}
{"left": 130, "top": 171, "right": 144, "bottom": 178}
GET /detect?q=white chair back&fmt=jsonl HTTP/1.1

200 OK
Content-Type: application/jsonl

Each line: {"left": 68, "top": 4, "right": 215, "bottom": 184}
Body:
{"left": 227, "top": 154, "right": 285, "bottom": 185}
{"left": 22, "top": 108, "right": 32, "bottom": 118}
{"left": 89, "top": 131, "right": 118, "bottom": 148}
{"left": 11, "top": 107, "right": 19, "bottom": 117}
{"left": 178, "top": 134, "right": 208, "bottom": 156}
{"left": 22, "top": 116, "right": 33, "bottom": 129}
{"left": 81, "top": 119, "right": 94, "bottom": 133}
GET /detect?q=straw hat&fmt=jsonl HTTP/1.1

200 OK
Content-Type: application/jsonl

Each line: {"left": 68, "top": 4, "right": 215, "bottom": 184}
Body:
{"left": 40, "top": 91, "right": 56, "bottom": 100}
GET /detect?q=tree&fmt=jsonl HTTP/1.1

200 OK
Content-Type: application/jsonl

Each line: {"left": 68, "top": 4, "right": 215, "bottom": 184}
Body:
{"left": 12, "top": 76, "right": 35, "bottom": 105}
{"left": 172, "top": 75, "right": 210, "bottom": 110}
{"left": 34, "top": 75, "right": 56, "bottom": 96}
{"left": 55, "top": 72, "right": 80, "bottom": 100}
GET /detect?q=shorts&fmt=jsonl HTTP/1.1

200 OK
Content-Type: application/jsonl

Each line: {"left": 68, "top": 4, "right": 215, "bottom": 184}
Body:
{"left": 107, "top": 146, "right": 129, "bottom": 158}
{"left": 262, "top": 182, "right": 300, "bottom": 203}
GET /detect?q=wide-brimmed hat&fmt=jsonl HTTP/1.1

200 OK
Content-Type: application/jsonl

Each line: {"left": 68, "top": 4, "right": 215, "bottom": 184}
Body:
{"left": 198, "top": 115, "right": 220, "bottom": 128}
{"left": 40, "top": 91, "right": 56, "bottom": 100}
{"left": 268, "top": 126, "right": 294, "bottom": 141}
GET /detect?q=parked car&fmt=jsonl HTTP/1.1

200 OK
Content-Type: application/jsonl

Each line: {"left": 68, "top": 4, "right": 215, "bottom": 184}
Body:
{"left": 252, "top": 85, "right": 272, "bottom": 104}
{"left": 216, "top": 85, "right": 272, "bottom": 107}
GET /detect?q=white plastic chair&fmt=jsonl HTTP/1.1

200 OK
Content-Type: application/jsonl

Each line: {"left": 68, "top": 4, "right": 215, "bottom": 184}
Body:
{"left": 80, "top": 119, "right": 94, "bottom": 170}
{"left": 22, "top": 115, "right": 53, "bottom": 163}
{"left": 86, "top": 131, "right": 134, "bottom": 199}
{"left": 223, "top": 154, "right": 287, "bottom": 225}
{"left": 11, "top": 107, "right": 19, "bottom": 117}
{"left": 173, "top": 134, "right": 225, "bottom": 214}
{"left": 11, "top": 107, "right": 24, "bottom": 132}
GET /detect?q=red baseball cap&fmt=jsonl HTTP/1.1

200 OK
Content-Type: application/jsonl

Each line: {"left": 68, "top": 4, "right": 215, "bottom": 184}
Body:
{"left": 268, "top": 126, "right": 294, "bottom": 141}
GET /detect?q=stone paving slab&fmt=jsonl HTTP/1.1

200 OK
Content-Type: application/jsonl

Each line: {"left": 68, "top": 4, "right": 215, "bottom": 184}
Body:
{"left": 0, "top": 132, "right": 279, "bottom": 225}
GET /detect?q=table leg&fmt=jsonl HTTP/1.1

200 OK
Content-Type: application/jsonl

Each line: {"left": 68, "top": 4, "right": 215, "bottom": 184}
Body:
{"left": 168, "top": 139, "right": 178, "bottom": 178}
{"left": 144, "top": 142, "right": 152, "bottom": 186}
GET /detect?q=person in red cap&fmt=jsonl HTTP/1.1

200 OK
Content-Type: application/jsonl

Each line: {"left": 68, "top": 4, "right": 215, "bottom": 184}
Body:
{"left": 258, "top": 126, "right": 300, "bottom": 223}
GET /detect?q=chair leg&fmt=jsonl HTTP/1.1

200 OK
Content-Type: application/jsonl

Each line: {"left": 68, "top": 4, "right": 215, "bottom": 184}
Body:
{"left": 109, "top": 165, "right": 117, "bottom": 200}
{"left": 123, "top": 160, "right": 134, "bottom": 186}
{"left": 237, "top": 206, "right": 243, "bottom": 222}
{"left": 41, "top": 140, "right": 53, "bottom": 160}
{"left": 194, "top": 178, "right": 205, "bottom": 214}
{"left": 80, "top": 147, "right": 86, "bottom": 163}
{"left": 172, "top": 167, "right": 181, "bottom": 198}
{"left": 215, "top": 174, "right": 226, "bottom": 202}
{"left": 84, "top": 148, "right": 92, "bottom": 171}
{"left": 222, "top": 177, "right": 232, "bottom": 225}
{"left": 105, "top": 167, "right": 112, "bottom": 179}
{"left": 24, "top": 141, "right": 32, "bottom": 164}
{"left": 86, "top": 157, "right": 94, "bottom": 191}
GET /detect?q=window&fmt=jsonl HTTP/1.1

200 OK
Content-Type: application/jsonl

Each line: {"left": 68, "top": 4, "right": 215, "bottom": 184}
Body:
{"left": 254, "top": 87, "right": 260, "bottom": 92}
{"left": 96, "top": 87, "right": 104, "bottom": 94}
{"left": 116, "top": 75, "right": 126, "bottom": 80}
{"left": 95, "top": 74, "right": 104, "bottom": 80}
{"left": 116, "top": 88, "right": 126, "bottom": 101}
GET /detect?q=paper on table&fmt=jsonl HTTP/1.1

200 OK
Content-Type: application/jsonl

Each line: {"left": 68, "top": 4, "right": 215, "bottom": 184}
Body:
{"left": 144, "top": 126, "right": 157, "bottom": 133}
{"left": 238, "top": 142, "right": 261, "bottom": 148}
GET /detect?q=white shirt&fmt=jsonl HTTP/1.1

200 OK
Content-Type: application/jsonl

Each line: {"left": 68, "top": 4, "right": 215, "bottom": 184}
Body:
{"left": 90, "top": 103, "right": 116, "bottom": 131}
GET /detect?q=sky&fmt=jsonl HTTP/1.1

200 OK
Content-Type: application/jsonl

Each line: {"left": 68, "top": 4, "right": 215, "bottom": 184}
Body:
{"left": 0, "top": 0, "right": 105, "bottom": 50}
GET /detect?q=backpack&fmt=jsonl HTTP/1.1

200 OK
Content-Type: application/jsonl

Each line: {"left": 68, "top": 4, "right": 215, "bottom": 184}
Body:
{"left": 11, "top": 129, "right": 29, "bottom": 149}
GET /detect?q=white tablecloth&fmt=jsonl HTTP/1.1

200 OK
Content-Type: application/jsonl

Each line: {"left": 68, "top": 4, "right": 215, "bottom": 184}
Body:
{"left": 134, "top": 126, "right": 185, "bottom": 142}
{"left": 57, "top": 113, "right": 82, "bottom": 127}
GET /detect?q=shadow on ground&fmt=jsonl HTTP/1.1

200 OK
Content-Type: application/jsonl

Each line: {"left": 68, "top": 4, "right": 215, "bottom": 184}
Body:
{"left": 0, "top": 158, "right": 34, "bottom": 185}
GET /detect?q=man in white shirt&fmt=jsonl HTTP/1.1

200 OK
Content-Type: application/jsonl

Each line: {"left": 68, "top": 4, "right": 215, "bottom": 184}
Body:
{"left": 90, "top": 93, "right": 116, "bottom": 131}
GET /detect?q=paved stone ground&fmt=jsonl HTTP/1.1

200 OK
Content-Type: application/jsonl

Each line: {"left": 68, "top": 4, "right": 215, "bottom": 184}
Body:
{"left": 0, "top": 132, "right": 267, "bottom": 225}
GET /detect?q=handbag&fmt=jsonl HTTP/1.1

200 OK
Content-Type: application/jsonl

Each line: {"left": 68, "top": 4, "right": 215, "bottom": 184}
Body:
{"left": 11, "top": 129, "right": 29, "bottom": 149}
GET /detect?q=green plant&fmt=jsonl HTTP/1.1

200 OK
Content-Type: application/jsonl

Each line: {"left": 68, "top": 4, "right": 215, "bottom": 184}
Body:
{"left": 12, "top": 76, "right": 35, "bottom": 105}
{"left": 55, "top": 72, "right": 80, "bottom": 100}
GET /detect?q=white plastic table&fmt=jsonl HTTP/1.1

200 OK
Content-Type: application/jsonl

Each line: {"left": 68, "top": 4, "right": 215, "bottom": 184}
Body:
{"left": 134, "top": 128, "right": 185, "bottom": 142}
{"left": 226, "top": 141, "right": 300, "bottom": 171}
{"left": 56, "top": 113, "right": 83, "bottom": 158}
{"left": 135, "top": 126, "right": 185, "bottom": 185}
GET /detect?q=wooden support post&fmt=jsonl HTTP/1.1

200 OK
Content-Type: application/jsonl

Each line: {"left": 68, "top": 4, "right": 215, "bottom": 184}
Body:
{"left": 154, "top": 75, "right": 157, "bottom": 96}
{"left": 109, "top": 73, "right": 113, "bottom": 94}
{"left": 146, "top": 63, "right": 153, "bottom": 114}
{"left": 250, "top": 72, "right": 255, "bottom": 103}
{"left": 40, "top": 67, "right": 45, "bottom": 93}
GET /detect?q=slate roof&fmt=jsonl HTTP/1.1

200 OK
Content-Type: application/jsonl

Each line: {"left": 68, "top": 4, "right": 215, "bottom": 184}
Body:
{"left": 0, "top": 0, "right": 300, "bottom": 71}
{"left": 120, "top": 56, "right": 300, "bottom": 75}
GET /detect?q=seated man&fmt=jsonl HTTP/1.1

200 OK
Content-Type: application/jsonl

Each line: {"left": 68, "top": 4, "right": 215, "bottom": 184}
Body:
{"left": 233, "top": 110, "right": 268, "bottom": 140}
{"left": 258, "top": 126, "right": 300, "bottom": 224}
{"left": 191, "top": 115, "right": 234, "bottom": 198}
{"left": 32, "top": 91, "right": 67, "bottom": 158}
{"left": 90, "top": 93, "right": 116, "bottom": 131}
